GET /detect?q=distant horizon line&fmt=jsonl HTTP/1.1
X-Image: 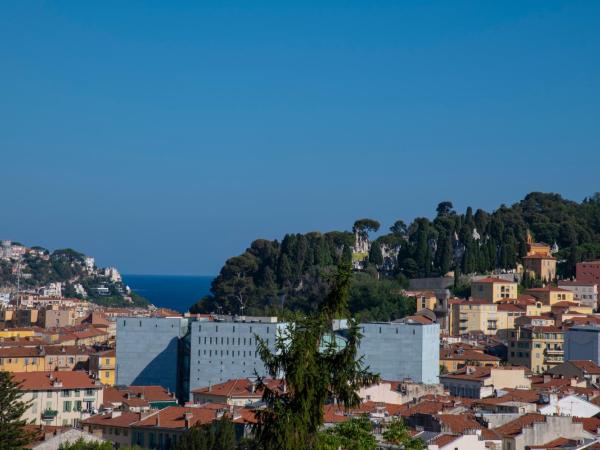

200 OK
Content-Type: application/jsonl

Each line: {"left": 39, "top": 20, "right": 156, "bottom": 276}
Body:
{"left": 122, "top": 273, "right": 216, "bottom": 278}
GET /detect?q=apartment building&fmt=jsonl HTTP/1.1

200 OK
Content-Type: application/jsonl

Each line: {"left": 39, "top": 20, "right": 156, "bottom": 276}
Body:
{"left": 558, "top": 280, "right": 598, "bottom": 309}
{"left": 471, "top": 277, "right": 518, "bottom": 302}
{"left": 508, "top": 325, "right": 564, "bottom": 373}
{"left": 523, "top": 254, "right": 557, "bottom": 281}
{"left": 12, "top": 371, "right": 103, "bottom": 426}
{"left": 526, "top": 287, "right": 575, "bottom": 305}
{"left": 89, "top": 349, "right": 116, "bottom": 385}
{"left": 576, "top": 260, "right": 600, "bottom": 284}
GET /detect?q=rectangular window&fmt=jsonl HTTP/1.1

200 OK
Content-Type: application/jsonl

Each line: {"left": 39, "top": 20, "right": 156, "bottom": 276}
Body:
{"left": 63, "top": 401, "right": 72, "bottom": 412}
{"left": 62, "top": 390, "right": 71, "bottom": 398}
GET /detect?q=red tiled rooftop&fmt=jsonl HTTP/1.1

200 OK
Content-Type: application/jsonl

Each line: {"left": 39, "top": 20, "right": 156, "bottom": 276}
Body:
{"left": 82, "top": 411, "right": 141, "bottom": 428}
{"left": 473, "top": 277, "right": 516, "bottom": 284}
{"left": 494, "top": 413, "right": 546, "bottom": 437}
{"left": 191, "top": 378, "right": 282, "bottom": 398}
{"left": 11, "top": 371, "right": 100, "bottom": 391}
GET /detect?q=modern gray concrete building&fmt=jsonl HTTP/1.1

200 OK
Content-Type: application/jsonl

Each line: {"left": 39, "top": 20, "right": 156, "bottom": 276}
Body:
{"left": 116, "top": 317, "right": 189, "bottom": 398}
{"left": 358, "top": 320, "right": 440, "bottom": 384}
{"left": 565, "top": 325, "right": 600, "bottom": 364}
{"left": 188, "top": 316, "right": 286, "bottom": 397}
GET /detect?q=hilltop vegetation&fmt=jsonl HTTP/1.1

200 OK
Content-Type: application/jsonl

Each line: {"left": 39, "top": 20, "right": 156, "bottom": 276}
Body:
{"left": 191, "top": 192, "right": 600, "bottom": 318}
{"left": 0, "top": 246, "right": 148, "bottom": 307}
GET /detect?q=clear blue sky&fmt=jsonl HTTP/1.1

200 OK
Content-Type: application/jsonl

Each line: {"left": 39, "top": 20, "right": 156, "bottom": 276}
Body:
{"left": 1, "top": 1, "right": 599, "bottom": 275}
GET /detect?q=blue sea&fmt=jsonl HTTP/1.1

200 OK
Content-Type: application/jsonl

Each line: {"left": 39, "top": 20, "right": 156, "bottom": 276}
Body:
{"left": 122, "top": 274, "right": 214, "bottom": 312}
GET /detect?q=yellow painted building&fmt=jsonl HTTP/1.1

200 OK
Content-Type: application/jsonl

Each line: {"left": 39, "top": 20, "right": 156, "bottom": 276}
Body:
{"left": 406, "top": 291, "right": 437, "bottom": 312}
{"left": 0, "top": 328, "right": 37, "bottom": 339}
{"left": 508, "top": 325, "right": 564, "bottom": 374}
{"left": 471, "top": 277, "right": 518, "bottom": 303}
{"left": 0, "top": 347, "right": 45, "bottom": 372}
{"left": 527, "top": 287, "right": 574, "bottom": 305}
{"left": 89, "top": 349, "right": 116, "bottom": 385}
{"left": 449, "top": 300, "right": 526, "bottom": 337}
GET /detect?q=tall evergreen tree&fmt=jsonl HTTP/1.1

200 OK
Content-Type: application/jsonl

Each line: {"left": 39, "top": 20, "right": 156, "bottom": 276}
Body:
{"left": 0, "top": 371, "right": 34, "bottom": 450}
{"left": 368, "top": 242, "right": 383, "bottom": 267}
{"left": 253, "top": 263, "right": 378, "bottom": 450}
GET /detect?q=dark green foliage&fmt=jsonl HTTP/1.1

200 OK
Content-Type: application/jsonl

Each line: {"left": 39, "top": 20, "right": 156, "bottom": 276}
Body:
{"left": 382, "top": 418, "right": 424, "bottom": 449}
{"left": 319, "top": 415, "right": 377, "bottom": 450}
{"left": 193, "top": 192, "right": 600, "bottom": 315}
{"left": 368, "top": 242, "right": 383, "bottom": 266}
{"left": 58, "top": 439, "right": 115, "bottom": 450}
{"left": 253, "top": 264, "right": 378, "bottom": 450}
{"left": 173, "top": 416, "right": 237, "bottom": 450}
{"left": 0, "top": 371, "right": 34, "bottom": 450}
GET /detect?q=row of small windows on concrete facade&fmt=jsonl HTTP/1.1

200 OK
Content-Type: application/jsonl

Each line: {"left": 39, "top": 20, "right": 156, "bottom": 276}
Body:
{"left": 198, "top": 349, "right": 260, "bottom": 358}
{"left": 365, "top": 327, "right": 416, "bottom": 335}
{"left": 198, "top": 325, "right": 270, "bottom": 334}
{"left": 121, "top": 320, "right": 177, "bottom": 328}
{"left": 199, "top": 336, "right": 266, "bottom": 346}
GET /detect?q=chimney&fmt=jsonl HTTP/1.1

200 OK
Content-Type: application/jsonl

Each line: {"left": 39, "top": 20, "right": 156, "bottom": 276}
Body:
{"left": 183, "top": 412, "right": 193, "bottom": 429}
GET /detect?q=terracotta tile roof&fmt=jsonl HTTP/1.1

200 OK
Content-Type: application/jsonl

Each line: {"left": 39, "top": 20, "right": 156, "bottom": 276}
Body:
{"left": 0, "top": 346, "right": 43, "bottom": 357}
{"left": 133, "top": 404, "right": 251, "bottom": 429}
{"left": 43, "top": 345, "right": 94, "bottom": 356}
{"left": 527, "top": 287, "right": 570, "bottom": 293}
{"left": 11, "top": 371, "right": 100, "bottom": 391}
{"left": 528, "top": 437, "right": 578, "bottom": 449}
{"left": 523, "top": 254, "right": 557, "bottom": 260}
{"left": 573, "top": 416, "right": 600, "bottom": 434}
{"left": 439, "top": 347, "right": 500, "bottom": 362}
{"left": 497, "top": 303, "right": 526, "bottom": 312}
{"left": 82, "top": 411, "right": 141, "bottom": 428}
{"left": 103, "top": 385, "right": 175, "bottom": 408}
{"left": 570, "top": 360, "right": 600, "bottom": 375}
{"left": 95, "top": 349, "right": 115, "bottom": 358}
{"left": 400, "top": 315, "right": 433, "bottom": 325}
{"left": 436, "top": 414, "right": 484, "bottom": 433}
{"left": 559, "top": 281, "right": 598, "bottom": 287}
{"left": 428, "top": 434, "right": 459, "bottom": 447}
{"left": 191, "top": 378, "right": 283, "bottom": 398}
{"left": 494, "top": 413, "right": 546, "bottom": 437}
{"left": 475, "top": 389, "right": 540, "bottom": 406}
{"left": 473, "top": 277, "right": 516, "bottom": 284}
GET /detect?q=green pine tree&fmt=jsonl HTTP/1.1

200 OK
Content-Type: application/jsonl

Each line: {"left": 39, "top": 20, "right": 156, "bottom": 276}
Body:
{"left": 0, "top": 371, "right": 34, "bottom": 450}
{"left": 253, "top": 263, "right": 378, "bottom": 450}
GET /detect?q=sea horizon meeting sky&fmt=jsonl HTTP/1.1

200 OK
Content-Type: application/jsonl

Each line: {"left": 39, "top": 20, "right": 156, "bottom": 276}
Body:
{"left": 1, "top": 1, "right": 599, "bottom": 275}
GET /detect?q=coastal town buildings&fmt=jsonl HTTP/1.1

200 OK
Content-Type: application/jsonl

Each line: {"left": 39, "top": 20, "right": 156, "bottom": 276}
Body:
{"left": 12, "top": 371, "right": 104, "bottom": 426}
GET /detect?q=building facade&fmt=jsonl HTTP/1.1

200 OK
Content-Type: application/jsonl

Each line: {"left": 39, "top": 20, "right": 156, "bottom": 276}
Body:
{"left": 471, "top": 277, "right": 517, "bottom": 302}
{"left": 116, "top": 317, "right": 189, "bottom": 398}
{"left": 558, "top": 281, "right": 598, "bottom": 309}
{"left": 188, "top": 317, "right": 286, "bottom": 397}
{"left": 357, "top": 321, "right": 440, "bottom": 384}
{"left": 12, "top": 371, "right": 103, "bottom": 426}
{"left": 576, "top": 260, "right": 600, "bottom": 284}
{"left": 564, "top": 325, "right": 600, "bottom": 364}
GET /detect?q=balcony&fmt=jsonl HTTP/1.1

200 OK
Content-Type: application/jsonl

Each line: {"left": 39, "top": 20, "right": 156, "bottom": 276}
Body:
{"left": 41, "top": 409, "right": 58, "bottom": 420}
{"left": 545, "top": 348, "right": 563, "bottom": 355}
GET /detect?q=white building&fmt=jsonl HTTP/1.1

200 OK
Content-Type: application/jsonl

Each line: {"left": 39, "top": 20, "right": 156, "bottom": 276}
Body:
{"left": 84, "top": 257, "right": 95, "bottom": 272}
{"left": 539, "top": 394, "right": 600, "bottom": 418}
{"left": 558, "top": 281, "right": 598, "bottom": 309}
{"left": 41, "top": 282, "right": 62, "bottom": 298}
{"left": 104, "top": 267, "right": 122, "bottom": 283}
